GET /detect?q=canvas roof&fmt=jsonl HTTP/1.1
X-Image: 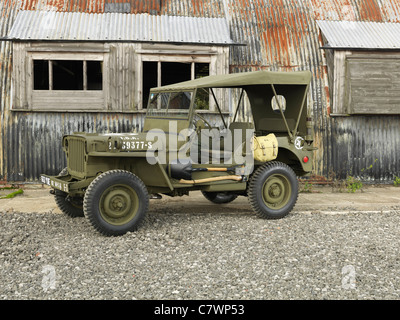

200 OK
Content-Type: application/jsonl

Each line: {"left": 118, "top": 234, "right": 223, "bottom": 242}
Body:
{"left": 150, "top": 71, "right": 312, "bottom": 92}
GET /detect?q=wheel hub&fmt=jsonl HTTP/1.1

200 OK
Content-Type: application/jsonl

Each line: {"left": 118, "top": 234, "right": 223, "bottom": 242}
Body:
{"left": 100, "top": 186, "right": 139, "bottom": 225}
{"left": 262, "top": 174, "right": 291, "bottom": 209}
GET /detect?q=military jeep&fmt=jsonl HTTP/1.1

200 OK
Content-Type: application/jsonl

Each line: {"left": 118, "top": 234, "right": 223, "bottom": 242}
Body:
{"left": 41, "top": 71, "right": 315, "bottom": 236}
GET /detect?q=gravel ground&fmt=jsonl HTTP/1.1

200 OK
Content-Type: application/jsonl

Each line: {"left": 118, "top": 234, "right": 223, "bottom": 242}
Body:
{"left": 1, "top": 199, "right": 400, "bottom": 300}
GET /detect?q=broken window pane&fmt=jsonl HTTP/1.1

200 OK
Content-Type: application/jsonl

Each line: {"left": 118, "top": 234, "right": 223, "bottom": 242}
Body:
{"left": 195, "top": 63, "right": 209, "bottom": 79}
{"left": 161, "top": 62, "right": 191, "bottom": 86}
{"left": 33, "top": 60, "right": 49, "bottom": 90}
{"left": 87, "top": 61, "right": 103, "bottom": 90}
{"left": 143, "top": 61, "right": 158, "bottom": 108}
{"left": 52, "top": 60, "right": 83, "bottom": 90}
{"left": 194, "top": 63, "right": 210, "bottom": 110}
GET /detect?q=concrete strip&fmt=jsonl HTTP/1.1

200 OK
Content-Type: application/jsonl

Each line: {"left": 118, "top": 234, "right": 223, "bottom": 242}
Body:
{"left": 0, "top": 184, "right": 399, "bottom": 214}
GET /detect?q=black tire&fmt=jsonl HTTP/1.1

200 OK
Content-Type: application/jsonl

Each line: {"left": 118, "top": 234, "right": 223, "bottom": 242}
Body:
{"left": 201, "top": 191, "right": 238, "bottom": 204}
{"left": 54, "top": 168, "right": 84, "bottom": 218}
{"left": 83, "top": 170, "right": 149, "bottom": 236}
{"left": 248, "top": 161, "right": 298, "bottom": 219}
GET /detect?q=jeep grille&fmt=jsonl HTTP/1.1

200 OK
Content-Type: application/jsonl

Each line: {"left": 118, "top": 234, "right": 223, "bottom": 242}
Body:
{"left": 67, "top": 137, "right": 86, "bottom": 175}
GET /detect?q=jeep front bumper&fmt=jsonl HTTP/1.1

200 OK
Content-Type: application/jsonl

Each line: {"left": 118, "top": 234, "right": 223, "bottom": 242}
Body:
{"left": 40, "top": 175, "right": 70, "bottom": 193}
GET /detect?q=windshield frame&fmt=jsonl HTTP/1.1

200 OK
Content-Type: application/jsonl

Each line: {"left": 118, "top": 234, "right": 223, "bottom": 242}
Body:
{"left": 146, "top": 90, "right": 195, "bottom": 120}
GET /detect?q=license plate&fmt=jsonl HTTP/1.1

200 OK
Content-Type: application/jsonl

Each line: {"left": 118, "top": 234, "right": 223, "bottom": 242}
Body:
{"left": 40, "top": 175, "right": 69, "bottom": 193}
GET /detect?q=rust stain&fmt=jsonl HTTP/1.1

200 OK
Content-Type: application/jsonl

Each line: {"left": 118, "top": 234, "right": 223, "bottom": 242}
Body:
{"left": 325, "top": 86, "right": 331, "bottom": 115}
{"left": 359, "top": 0, "right": 382, "bottom": 21}
{"left": 310, "top": 0, "right": 400, "bottom": 22}
{"left": 311, "top": 0, "right": 354, "bottom": 20}
{"left": 191, "top": 0, "right": 202, "bottom": 17}
{"left": 259, "top": 0, "right": 311, "bottom": 69}
{"left": 13, "top": 0, "right": 400, "bottom": 21}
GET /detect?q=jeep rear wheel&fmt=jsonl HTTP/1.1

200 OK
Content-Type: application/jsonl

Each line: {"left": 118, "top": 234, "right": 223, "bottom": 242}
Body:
{"left": 83, "top": 170, "right": 149, "bottom": 236}
{"left": 201, "top": 191, "right": 238, "bottom": 204}
{"left": 248, "top": 161, "right": 298, "bottom": 219}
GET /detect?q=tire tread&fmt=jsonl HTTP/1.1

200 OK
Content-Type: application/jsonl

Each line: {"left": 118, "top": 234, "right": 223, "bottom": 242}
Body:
{"left": 83, "top": 170, "right": 149, "bottom": 236}
{"left": 248, "top": 161, "right": 298, "bottom": 219}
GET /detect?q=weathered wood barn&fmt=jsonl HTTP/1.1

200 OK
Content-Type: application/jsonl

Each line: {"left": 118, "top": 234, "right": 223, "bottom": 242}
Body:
{"left": 1, "top": 0, "right": 400, "bottom": 183}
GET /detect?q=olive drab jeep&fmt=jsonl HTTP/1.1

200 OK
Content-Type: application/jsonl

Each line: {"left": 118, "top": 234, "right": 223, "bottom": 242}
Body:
{"left": 41, "top": 71, "right": 315, "bottom": 236}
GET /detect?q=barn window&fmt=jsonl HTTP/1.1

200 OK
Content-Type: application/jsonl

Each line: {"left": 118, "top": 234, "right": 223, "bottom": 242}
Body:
{"left": 11, "top": 47, "right": 109, "bottom": 112}
{"left": 142, "top": 61, "right": 209, "bottom": 109}
{"left": 33, "top": 60, "right": 102, "bottom": 91}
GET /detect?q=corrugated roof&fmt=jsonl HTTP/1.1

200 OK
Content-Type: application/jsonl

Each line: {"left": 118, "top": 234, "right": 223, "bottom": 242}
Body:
{"left": 317, "top": 20, "right": 400, "bottom": 49}
{"left": 17, "top": 0, "right": 226, "bottom": 17}
{"left": 6, "top": 10, "right": 235, "bottom": 44}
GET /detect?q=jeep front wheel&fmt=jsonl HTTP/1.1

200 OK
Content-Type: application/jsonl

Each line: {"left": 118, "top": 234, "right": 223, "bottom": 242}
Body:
{"left": 248, "top": 161, "right": 298, "bottom": 219}
{"left": 83, "top": 170, "right": 149, "bottom": 236}
{"left": 55, "top": 190, "right": 84, "bottom": 218}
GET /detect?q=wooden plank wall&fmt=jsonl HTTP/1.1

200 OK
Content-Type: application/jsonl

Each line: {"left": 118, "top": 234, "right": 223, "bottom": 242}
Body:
{"left": 329, "top": 51, "right": 400, "bottom": 115}
{"left": 346, "top": 54, "right": 400, "bottom": 114}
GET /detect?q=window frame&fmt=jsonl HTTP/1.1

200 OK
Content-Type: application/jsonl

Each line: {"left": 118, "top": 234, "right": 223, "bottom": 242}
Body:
{"left": 140, "top": 57, "right": 211, "bottom": 109}
{"left": 29, "top": 52, "right": 107, "bottom": 111}
{"left": 146, "top": 90, "right": 195, "bottom": 119}
{"left": 327, "top": 50, "right": 400, "bottom": 116}
{"left": 137, "top": 46, "right": 229, "bottom": 113}
{"left": 12, "top": 45, "right": 109, "bottom": 112}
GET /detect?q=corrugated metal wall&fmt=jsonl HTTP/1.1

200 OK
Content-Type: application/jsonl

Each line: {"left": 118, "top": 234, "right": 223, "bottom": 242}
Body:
{"left": 331, "top": 116, "right": 400, "bottom": 181}
{"left": 0, "top": 0, "right": 19, "bottom": 182}
{"left": 1, "top": 0, "right": 400, "bottom": 183}
{"left": 4, "top": 112, "right": 144, "bottom": 181}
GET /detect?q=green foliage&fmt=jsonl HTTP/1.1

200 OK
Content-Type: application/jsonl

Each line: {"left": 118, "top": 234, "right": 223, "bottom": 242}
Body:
{"left": 361, "top": 158, "right": 378, "bottom": 173}
{"left": 346, "top": 176, "right": 363, "bottom": 193}
{"left": 0, "top": 189, "right": 23, "bottom": 199}
{"left": 195, "top": 88, "right": 210, "bottom": 110}
{"left": 300, "top": 181, "right": 313, "bottom": 193}
{"left": 394, "top": 176, "right": 400, "bottom": 187}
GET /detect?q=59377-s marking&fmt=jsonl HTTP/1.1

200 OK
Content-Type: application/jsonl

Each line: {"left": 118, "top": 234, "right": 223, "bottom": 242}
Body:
{"left": 121, "top": 141, "right": 153, "bottom": 150}
{"left": 108, "top": 140, "right": 153, "bottom": 150}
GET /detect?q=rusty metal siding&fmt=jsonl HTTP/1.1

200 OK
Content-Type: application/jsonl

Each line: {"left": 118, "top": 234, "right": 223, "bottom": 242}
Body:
{"left": 228, "top": 0, "right": 331, "bottom": 181}
{"left": 4, "top": 112, "right": 145, "bottom": 182}
{"left": 18, "top": 0, "right": 226, "bottom": 16}
{"left": 312, "top": 0, "right": 400, "bottom": 22}
{"left": 330, "top": 116, "right": 400, "bottom": 181}
{"left": 0, "top": 0, "right": 20, "bottom": 181}
{"left": 2, "top": 0, "right": 400, "bottom": 183}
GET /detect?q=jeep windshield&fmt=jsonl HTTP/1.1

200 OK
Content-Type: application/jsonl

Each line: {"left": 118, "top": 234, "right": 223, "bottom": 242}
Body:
{"left": 146, "top": 91, "right": 193, "bottom": 118}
